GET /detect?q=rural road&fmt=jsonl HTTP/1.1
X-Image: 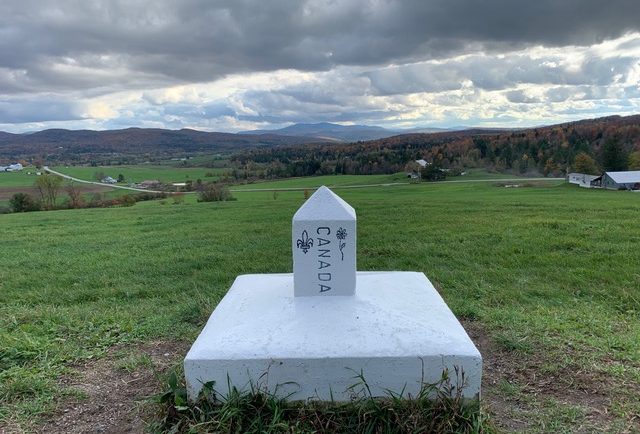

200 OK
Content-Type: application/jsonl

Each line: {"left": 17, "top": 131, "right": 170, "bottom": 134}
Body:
{"left": 233, "top": 177, "right": 565, "bottom": 191}
{"left": 43, "top": 166, "right": 166, "bottom": 194}
{"left": 44, "top": 166, "right": 565, "bottom": 193}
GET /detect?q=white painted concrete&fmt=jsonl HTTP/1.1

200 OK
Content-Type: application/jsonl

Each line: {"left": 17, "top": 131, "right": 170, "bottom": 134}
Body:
{"left": 292, "top": 186, "right": 356, "bottom": 296}
{"left": 184, "top": 271, "right": 482, "bottom": 402}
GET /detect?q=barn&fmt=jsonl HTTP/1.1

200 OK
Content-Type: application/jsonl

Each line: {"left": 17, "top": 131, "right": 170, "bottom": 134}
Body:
{"left": 568, "top": 173, "right": 598, "bottom": 188}
{"left": 593, "top": 171, "right": 640, "bottom": 190}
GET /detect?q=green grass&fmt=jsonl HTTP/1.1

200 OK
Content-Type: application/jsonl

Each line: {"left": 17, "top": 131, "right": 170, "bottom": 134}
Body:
{"left": 0, "top": 170, "right": 41, "bottom": 187}
{"left": 233, "top": 173, "right": 410, "bottom": 190}
{"left": 155, "top": 369, "right": 487, "bottom": 433}
{"left": 51, "top": 165, "right": 228, "bottom": 184}
{"left": 453, "top": 168, "right": 539, "bottom": 181}
{"left": 232, "top": 169, "right": 552, "bottom": 190}
{"left": 1, "top": 180, "right": 639, "bottom": 432}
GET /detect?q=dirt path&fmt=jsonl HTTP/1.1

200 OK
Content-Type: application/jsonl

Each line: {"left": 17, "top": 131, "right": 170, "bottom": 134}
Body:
{"left": 231, "top": 177, "right": 564, "bottom": 192}
{"left": 45, "top": 166, "right": 565, "bottom": 194}
{"left": 35, "top": 341, "right": 189, "bottom": 434}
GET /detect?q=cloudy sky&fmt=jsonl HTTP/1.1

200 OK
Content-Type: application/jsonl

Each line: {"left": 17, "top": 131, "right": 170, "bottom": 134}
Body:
{"left": 1, "top": 0, "right": 640, "bottom": 133}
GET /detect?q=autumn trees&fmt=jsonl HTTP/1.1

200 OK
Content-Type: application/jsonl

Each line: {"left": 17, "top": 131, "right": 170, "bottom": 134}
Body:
{"left": 601, "top": 138, "right": 628, "bottom": 171}
{"left": 230, "top": 117, "right": 640, "bottom": 180}
{"left": 9, "top": 193, "right": 40, "bottom": 212}
{"left": 628, "top": 151, "right": 640, "bottom": 170}
{"left": 35, "top": 173, "right": 63, "bottom": 209}
{"left": 572, "top": 152, "right": 599, "bottom": 175}
{"left": 66, "top": 182, "right": 84, "bottom": 208}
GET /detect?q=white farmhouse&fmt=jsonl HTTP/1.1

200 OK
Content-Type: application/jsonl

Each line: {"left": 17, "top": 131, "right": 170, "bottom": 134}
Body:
{"left": 6, "top": 163, "right": 23, "bottom": 172}
{"left": 567, "top": 172, "right": 598, "bottom": 188}
{"left": 101, "top": 176, "right": 118, "bottom": 184}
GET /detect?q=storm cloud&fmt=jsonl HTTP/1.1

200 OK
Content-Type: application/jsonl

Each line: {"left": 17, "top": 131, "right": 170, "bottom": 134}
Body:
{"left": 1, "top": 0, "right": 639, "bottom": 131}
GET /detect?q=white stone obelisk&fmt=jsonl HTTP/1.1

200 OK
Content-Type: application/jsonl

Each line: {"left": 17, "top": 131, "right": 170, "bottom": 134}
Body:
{"left": 184, "top": 185, "right": 482, "bottom": 403}
{"left": 292, "top": 186, "right": 356, "bottom": 296}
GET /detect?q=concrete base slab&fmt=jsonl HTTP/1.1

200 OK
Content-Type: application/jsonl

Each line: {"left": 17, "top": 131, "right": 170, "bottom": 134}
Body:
{"left": 184, "top": 271, "right": 482, "bottom": 402}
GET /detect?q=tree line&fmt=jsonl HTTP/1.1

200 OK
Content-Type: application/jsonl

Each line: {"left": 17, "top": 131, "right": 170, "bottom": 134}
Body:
{"left": 226, "top": 115, "right": 640, "bottom": 180}
{"left": 3, "top": 174, "right": 235, "bottom": 214}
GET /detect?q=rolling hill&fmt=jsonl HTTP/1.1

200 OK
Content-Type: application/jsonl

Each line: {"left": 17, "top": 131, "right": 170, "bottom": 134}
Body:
{"left": 0, "top": 127, "right": 325, "bottom": 162}
{"left": 242, "top": 122, "right": 450, "bottom": 142}
{"left": 233, "top": 114, "right": 640, "bottom": 178}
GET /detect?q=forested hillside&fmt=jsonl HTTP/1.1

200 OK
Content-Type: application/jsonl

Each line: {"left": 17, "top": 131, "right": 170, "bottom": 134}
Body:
{"left": 0, "top": 128, "right": 323, "bottom": 164}
{"left": 232, "top": 115, "right": 640, "bottom": 179}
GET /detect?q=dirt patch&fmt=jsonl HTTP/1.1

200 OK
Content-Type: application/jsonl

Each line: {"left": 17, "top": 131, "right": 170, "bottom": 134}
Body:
{"left": 37, "top": 340, "right": 189, "bottom": 434}
{"left": 22, "top": 324, "right": 638, "bottom": 433}
{"left": 0, "top": 185, "right": 113, "bottom": 201}
{"left": 463, "top": 320, "right": 638, "bottom": 433}
{"left": 462, "top": 321, "right": 531, "bottom": 433}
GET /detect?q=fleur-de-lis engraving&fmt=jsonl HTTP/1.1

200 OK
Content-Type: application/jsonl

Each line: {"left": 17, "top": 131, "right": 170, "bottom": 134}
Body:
{"left": 336, "top": 227, "right": 347, "bottom": 261}
{"left": 296, "top": 230, "right": 313, "bottom": 254}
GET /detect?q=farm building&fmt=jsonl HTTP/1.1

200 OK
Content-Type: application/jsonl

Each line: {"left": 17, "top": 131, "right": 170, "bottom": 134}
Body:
{"left": 591, "top": 171, "right": 640, "bottom": 190}
{"left": 2, "top": 163, "right": 23, "bottom": 172}
{"left": 101, "top": 176, "right": 117, "bottom": 184}
{"left": 138, "top": 180, "right": 161, "bottom": 189}
{"left": 406, "top": 159, "right": 430, "bottom": 178}
{"left": 568, "top": 173, "right": 598, "bottom": 188}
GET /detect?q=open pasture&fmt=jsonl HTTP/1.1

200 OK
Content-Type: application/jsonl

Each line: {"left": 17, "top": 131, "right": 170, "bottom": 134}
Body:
{"left": 0, "top": 170, "right": 114, "bottom": 208}
{"left": 51, "top": 165, "right": 228, "bottom": 185}
{"left": 232, "top": 169, "right": 541, "bottom": 191}
{"left": 0, "top": 170, "right": 42, "bottom": 188}
{"left": 0, "top": 178, "right": 638, "bottom": 432}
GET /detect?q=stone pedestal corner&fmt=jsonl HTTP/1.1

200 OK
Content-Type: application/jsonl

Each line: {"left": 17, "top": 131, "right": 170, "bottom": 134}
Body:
{"left": 184, "top": 272, "right": 482, "bottom": 402}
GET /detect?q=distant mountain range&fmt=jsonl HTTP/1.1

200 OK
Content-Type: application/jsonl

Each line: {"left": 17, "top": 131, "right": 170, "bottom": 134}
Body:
{"left": 242, "top": 122, "right": 451, "bottom": 142}
{"left": 0, "top": 127, "right": 325, "bottom": 160}
{"left": 0, "top": 122, "right": 456, "bottom": 161}
{"left": 234, "top": 114, "right": 640, "bottom": 178}
{"left": 4, "top": 116, "right": 635, "bottom": 166}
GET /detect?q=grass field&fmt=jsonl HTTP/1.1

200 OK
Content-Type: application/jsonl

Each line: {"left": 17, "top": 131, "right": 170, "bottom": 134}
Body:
{"left": 232, "top": 169, "right": 530, "bottom": 190}
{"left": 0, "top": 169, "right": 117, "bottom": 208}
{"left": 1, "top": 179, "right": 639, "bottom": 432}
{"left": 51, "top": 165, "right": 228, "bottom": 184}
{"left": 0, "top": 170, "right": 41, "bottom": 187}
{"left": 233, "top": 173, "right": 410, "bottom": 189}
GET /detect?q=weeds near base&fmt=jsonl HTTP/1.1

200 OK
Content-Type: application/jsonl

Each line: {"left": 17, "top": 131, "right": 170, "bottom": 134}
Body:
{"left": 153, "top": 368, "right": 492, "bottom": 434}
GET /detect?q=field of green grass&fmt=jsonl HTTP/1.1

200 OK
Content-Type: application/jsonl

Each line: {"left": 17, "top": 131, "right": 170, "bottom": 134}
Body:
{"left": 232, "top": 169, "right": 550, "bottom": 190}
{"left": 450, "top": 168, "right": 545, "bottom": 180}
{"left": 0, "top": 168, "right": 122, "bottom": 209}
{"left": 51, "top": 165, "right": 228, "bottom": 184}
{"left": 1, "top": 179, "right": 639, "bottom": 432}
{"left": 0, "top": 170, "right": 41, "bottom": 187}
{"left": 233, "top": 173, "right": 410, "bottom": 190}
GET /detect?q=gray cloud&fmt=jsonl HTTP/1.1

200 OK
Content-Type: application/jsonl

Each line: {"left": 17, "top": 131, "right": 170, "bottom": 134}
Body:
{"left": 367, "top": 54, "right": 638, "bottom": 95}
{"left": 2, "top": 0, "right": 640, "bottom": 95}
{"left": 0, "top": 1, "right": 639, "bottom": 131}
{"left": 505, "top": 90, "right": 543, "bottom": 104}
{"left": 0, "top": 97, "right": 81, "bottom": 123}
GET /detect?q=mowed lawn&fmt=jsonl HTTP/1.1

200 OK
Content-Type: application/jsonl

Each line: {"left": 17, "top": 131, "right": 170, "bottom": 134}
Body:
{"left": 1, "top": 180, "right": 639, "bottom": 432}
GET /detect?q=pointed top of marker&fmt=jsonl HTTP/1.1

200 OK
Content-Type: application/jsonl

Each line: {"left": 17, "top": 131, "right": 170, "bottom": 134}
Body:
{"left": 293, "top": 186, "right": 356, "bottom": 221}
